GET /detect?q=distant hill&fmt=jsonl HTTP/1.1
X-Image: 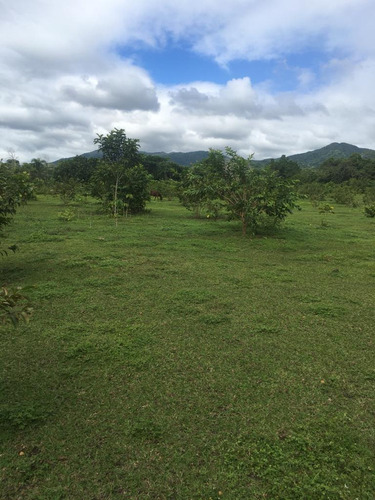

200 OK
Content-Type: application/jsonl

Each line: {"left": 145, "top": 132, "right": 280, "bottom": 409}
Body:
{"left": 54, "top": 142, "right": 375, "bottom": 168}
{"left": 54, "top": 150, "right": 209, "bottom": 166}
{"left": 142, "top": 151, "right": 209, "bottom": 166}
{"left": 254, "top": 142, "right": 375, "bottom": 168}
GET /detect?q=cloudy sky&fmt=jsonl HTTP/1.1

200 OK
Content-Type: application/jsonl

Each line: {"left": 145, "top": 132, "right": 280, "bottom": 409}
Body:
{"left": 1, "top": 0, "right": 375, "bottom": 162}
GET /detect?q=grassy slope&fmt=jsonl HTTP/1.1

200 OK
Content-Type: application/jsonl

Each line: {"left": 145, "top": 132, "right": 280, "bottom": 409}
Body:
{"left": 1, "top": 197, "right": 374, "bottom": 499}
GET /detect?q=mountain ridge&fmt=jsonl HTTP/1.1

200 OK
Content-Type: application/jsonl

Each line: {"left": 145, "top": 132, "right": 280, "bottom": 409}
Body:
{"left": 54, "top": 142, "right": 375, "bottom": 167}
{"left": 255, "top": 142, "right": 375, "bottom": 167}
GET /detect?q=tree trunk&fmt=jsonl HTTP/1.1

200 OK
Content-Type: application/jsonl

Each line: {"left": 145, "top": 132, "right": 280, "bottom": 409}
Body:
{"left": 241, "top": 214, "right": 247, "bottom": 236}
{"left": 114, "top": 175, "right": 119, "bottom": 226}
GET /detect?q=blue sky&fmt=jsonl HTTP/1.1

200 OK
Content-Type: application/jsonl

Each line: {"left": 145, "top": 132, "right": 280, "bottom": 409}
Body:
{"left": 121, "top": 43, "right": 327, "bottom": 91}
{"left": 122, "top": 45, "right": 282, "bottom": 87}
{"left": 1, "top": 0, "right": 375, "bottom": 161}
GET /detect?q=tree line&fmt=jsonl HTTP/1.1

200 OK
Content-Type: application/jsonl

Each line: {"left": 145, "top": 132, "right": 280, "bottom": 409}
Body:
{"left": 3, "top": 129, "right": 375, "bottom": 238}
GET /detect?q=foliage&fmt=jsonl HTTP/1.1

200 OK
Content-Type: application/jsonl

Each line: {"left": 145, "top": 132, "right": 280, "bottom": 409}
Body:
{"left": 140, "top": 154, "right": 186, "bottom": 180}
{"left": 221, "top": 150, "right": 298, "bottom": 235}
{"left": 53, "top": 156, "right": 99, "bottom": 185}
{"left": 0, "top": 286, "right": 33, "bottom": 327}
{"left": 280, "top": 142, "right": 375, "bottom": 168}
{"left": 91, "top": 161, "right": 150, "bottom": 216}
{"left": 150, "top": 179, "right": 180, "bottom": 200}
{"left": 0, "top": 161, "right": 34, "bottom": 231}
{"left": 178, "top": 161, "right": 219, "bottom": 218}
{"left": 120, "top": 164, "right": 150, "bottom": 214}
{"left": 330, "top": 184, "right": 361, "bottom": 207}
{"left": 268, "top": 155, "right": 301, "bottom": 178}
{"left": 20, "top": 158, "right": 53, "bottom": 193}
{"left": 364, "top": 204, "right": 375, "bottom": 217}
{"left": 91, "top": 129, "right": 150, "bottom": 216}
{"left": 94, "top": 128, "right": 140, "bottom": 166}
{"left": 298, "top": 181, "right": 327, "bottom": 206}
{"left": 318, "top": 203, "right": 335, "bottom": 214}
{"left": 58, "top": 208, "right": 76, "bottom": 222}
{"left": 363, "top": 185, "right": 375, "bottom": 204}
{"left": 54, "top": 179, "right": 86, "bottom": 204}
{"left": 317, "top": 154, "right": 375, "bottom": 184}
{"left": 180, "top": 148, "right": 299, "bottom": 235}
{"left": 52, "top": 156, "right": 99, "bottom": 203}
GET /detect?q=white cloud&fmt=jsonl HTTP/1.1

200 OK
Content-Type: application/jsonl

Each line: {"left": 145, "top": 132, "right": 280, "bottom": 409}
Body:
{"left": 60, "top": 68, "right": 159, "bottom": 112}
{"left": 1, "top": 0, "right": 375, "bottom": 161}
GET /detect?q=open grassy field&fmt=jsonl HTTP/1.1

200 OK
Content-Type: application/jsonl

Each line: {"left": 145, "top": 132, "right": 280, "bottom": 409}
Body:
{"left": 1, "top": 196, "right": 374, "bottom": 499}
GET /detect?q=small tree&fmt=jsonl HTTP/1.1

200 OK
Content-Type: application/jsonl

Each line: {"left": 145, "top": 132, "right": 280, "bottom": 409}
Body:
{"left": 0, "top": 161, "right": 34, "bottom": 233}
{"left": 180, "top": 148, "right": 299, "bottom": 235}
{"left": 179, "top": 163, "right": 219, "bottom": 218}
{"left": 0, "top": 162, "right": 34, "bottom": 325}
{"left": 92, "top": 129, "right": 150, "bottom": 219}
{"left": 216, "top": 149, "right": 298, "bottom": 235}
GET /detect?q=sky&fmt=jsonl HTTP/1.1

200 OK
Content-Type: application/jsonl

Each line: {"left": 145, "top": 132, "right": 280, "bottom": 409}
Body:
{"left": 1, "top": 0, "right": 375, "bottom": 162}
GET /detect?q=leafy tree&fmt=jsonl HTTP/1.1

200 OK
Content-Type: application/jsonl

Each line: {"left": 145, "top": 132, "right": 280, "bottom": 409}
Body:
{"left": 53, "top": 156, "right": 98, "bottom": 203}
{"left": 268, "top": 155, "right": 301, "bottom": 179}
{"left": 179, "top": 161, "right": 218, "bottom": 218}
{"left": 215, "top": 148, "right": 298, "bottom": 235}
{"left": 0, "top": 160, "right": 34, "bottom": 232}
{"left": 92, "top": 129, "right": 150, "bottom": 217}
{"left": 53, "top": 156, "right": 98, "bottom": 184}
{"left": 180, "top": 148, "right": 298, "bottom": 235}
{"left": 330, "top": 185, "right": 359, "bottom": 207}
{"left": 140, "top": 154, "right": 186, "bottom": 181}
{"left": 150, "top": 179, "right": 180, "bottom": 200}
{"left": 364, "top": 204, "right": 375, "bottom": 217}
{"left": 316, "top": 154, "right": 374, "bottom": 184}
{"left": 0, "top": 162, "right": 34, "bottom": 325}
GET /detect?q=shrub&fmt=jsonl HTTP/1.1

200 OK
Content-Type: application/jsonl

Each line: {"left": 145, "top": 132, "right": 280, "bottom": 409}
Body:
{"left": 0, "top": 286, "right": 33, "bottom": 327}
{"left": 364, "top": 204, "right": 375, "bottom": 218}
{"left": 58, "top": 209, "right": 76, "bottom": 222}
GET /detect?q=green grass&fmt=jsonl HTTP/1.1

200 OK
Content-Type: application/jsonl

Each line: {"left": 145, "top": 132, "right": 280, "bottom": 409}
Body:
{"left": 1, "top": 196, "right": 374, "bottom": 499}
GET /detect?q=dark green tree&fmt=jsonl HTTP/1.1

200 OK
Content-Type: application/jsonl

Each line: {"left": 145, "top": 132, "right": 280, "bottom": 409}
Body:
{"left": 53, "top": 156, "right": 99, "bottom": 203}
{"left": 269, "top": 155, "right": 301, "bottom": 179}
{"left": 53, "top": 156, "right": 98, "bottom": 184}
{"left": 140, "top": 154, "right": 185, "bottom": 181}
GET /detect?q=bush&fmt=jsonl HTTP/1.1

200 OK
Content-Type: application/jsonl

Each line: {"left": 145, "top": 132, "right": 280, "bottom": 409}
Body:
{"left": 318, "top": 204, "right": 334, "bottom": 214}
{"left": 58, "top": 209, "right": 76, "bottom": 222}
{"left": 0, "top": 286, "right": 33, "bottom": 327}
{"left": 364, "top": 204, "right": 375, "bottom": 218}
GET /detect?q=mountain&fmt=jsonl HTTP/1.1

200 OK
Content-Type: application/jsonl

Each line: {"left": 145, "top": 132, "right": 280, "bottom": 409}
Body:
{"left": 142, "top": 151, "right": 209, "bottom": 166}
{"left": 54, "top": 142, "right": 375, "bottom": 168}
{"left": 54, "top": 149, "right": 209, "bottom": 166}
{"left": 254, "top": 142, "right": 375, "bottom": 168}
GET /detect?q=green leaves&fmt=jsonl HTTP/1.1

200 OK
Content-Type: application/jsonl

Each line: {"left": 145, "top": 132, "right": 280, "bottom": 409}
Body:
{"left": 94, "top": 128, "right": 140, "bottom": 167}
{"left": 1, "top": 163, "right": 34, "bottom": 231}
{"left": 0, "top": 286, "right": 33, "bottom": 327}
{"left": 91, "top": 129, "right": 150, "bottom": 216}
{"left": 180, "top": 148, "right": 298, "bottom": 235}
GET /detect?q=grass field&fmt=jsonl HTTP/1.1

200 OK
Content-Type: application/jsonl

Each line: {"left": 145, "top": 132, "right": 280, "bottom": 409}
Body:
{"left": 1, "top": 196, "right": 374, "bottom": 499}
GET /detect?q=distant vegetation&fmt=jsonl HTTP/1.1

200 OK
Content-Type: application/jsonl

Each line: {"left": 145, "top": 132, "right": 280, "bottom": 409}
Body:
{"left": 253, "top": 142, "right": 375, "bottom": 168}
{"left": 57, "top": 141, "right": 375, "bottom": 169}
{"left": 3, "top": 135, "right": 375, "bottom": 233}
{"left": 57, "top": 148, "right": 210, "bottom": 167}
